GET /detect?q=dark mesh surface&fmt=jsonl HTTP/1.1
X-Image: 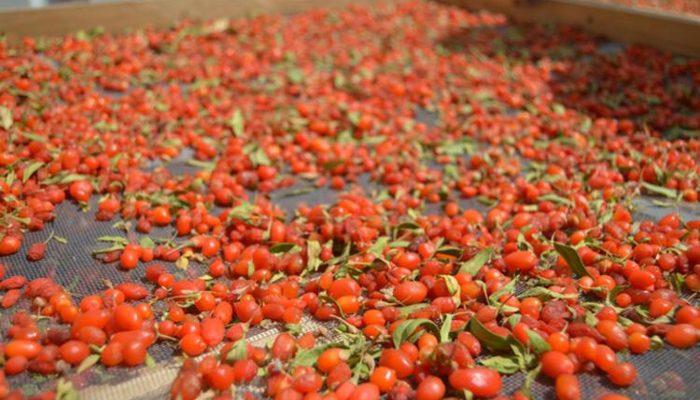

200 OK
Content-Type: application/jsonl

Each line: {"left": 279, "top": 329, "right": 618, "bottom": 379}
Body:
{"left": 633, "top": 197, "right": 700, "bottom": 222}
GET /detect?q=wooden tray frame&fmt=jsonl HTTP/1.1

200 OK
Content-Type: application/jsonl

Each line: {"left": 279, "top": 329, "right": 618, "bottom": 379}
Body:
{"left": 436, "top": 0, "right": 700, "bottom": 56}
{"left": 0, "top": 0, "right": 380, "bottom": 40}
{"left": 1, "top": 0, "right": 698, "bottom": 55}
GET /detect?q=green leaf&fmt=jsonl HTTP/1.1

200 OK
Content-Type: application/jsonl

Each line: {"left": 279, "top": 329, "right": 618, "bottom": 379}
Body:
{"left": 538, "top": 193, "right": 572, "bottom": 206}
{"left": 291, "top": 345, "right": 330, "bottom": 367}
{"left": 458, "top": 248, "right": 492, "bottom": 276}
{"left": 5, "top": 169, "right": 15, "bottom": 186}
{"left": 641, "top": 182, "right": 678, "bottom": 199}
{"left": 52, "top": 235, "right": 68, "bottom": 244}
{"left": 287, "top": 68, "right": 305, "bottom": 84}
{"left": 653, "top": 165, "right": 666, "bottom": 185}
{"left": 396, "top": 221, "right": 422, "bottom": 232}
{"left": 56, "top": 378, "right": 79, "bottom": 400}
{"left": 520, "top": 364, "right": 541, "bottom": 398}
{"left": 389, "top": 240, "right": 411, "bottom": 248}
{"left": 489, "top": 277, "right": 518, "bottom": 306}
{"left": 397, "top": 303, "right": 430, "bottom": 317}
{"left": 334, "top": 73, "right": 346, "bottom": 89}
{"left": 440, "top": 314, "right": 454, "bottom": 343}
{"left": 145, "top": 353, "right": 156, "bottom": 368}
{"left": 306, "top": 240, "right": 322, "bottom": 273}
{"left": 518, "top": 286, "right": 576, "bottom": 300}
{"left": 584, "top": 309, "right": 599, "bottom": 327}
{"left": 185, "top": 159, "right": 216, "bottom": 171}
{"left": 225, "top": 338, "right": 247, "bottom": 362}
{"left": 228, "top": 109, "right": 245, "bottom": 137}
{"left": 645, "top": 95, "right": 661, "bottom": 105}
{"left": 250, "top": 146, "right": 271, "bottom": 166}
{"left": 552, "top": 103, "right": 566, "bottom": 115}
{"left": 285, "top": 323, "right": 302, "bottom": 335}
{"left": 281, "top": 186, "right": 315, "bottom": 197}
{"left": 443, "top": 164, "right": 460, "bottom": 180}
{"left": 227, "top": 201, "right": 254, "bottom": 223}
{"left": 435, "top": 246, "right": 463, "bottom": 257}
{"left": 41, "top": 173, "right": 89, "bottom": 185}
{"left": 347, "top": 111, "right": 361, "bottom": 126}
{"left": 60, "top": 173, "right": 89, "bottom": 184}
{"left": 22, "top": 161, "right": 44, "bottom": 183}
{"left": 526, "top": 329, "right": 551, "bottom": 354}
{"left": 245, "top": 260, "right": 253, "bottom": 276}
{"left": 175, "top": 254, "right": 190, "bottom": 270}
{"left": 441, "top": 275, "right": 461, "bottom": 306}
{"left": 139, "top": 236, "right": 155, "bottom": 249}
{"left": 606, "top": 284, "right": 627, "bottom": 306}
{"left": 76, "top": 353, "right": 100, "bottom": 373}
{"left": 0, "top": 106, "right": 12, "bottom": 130}
{"left": 323, "top": 159, "right": 344, "bottom": 171}
{"left": 97, "top": 235, "right": 129, "bottom": 245}
{"left": 109, "top": 153, "right": 124, "bottom": 169}
{"left": 650, "top": 335, "right": 664, "bottom": 350}
{"left": 651, "top": 199, "right": 674, "bottom": 207}
{"left": 242, "top": 143, "right": 268, "bottom": 166}
{"left": 579, "top": 117, "right": 592, "bottom": 133}
{"left": 507, "top": 314, "right": 521, "bottom": 328}
{"left": 268, "top": 271, "right": 286, "bottom": 283}
{"left": 392, "top": 319, "right": 438, "bottom": 348}
{"left": 92, "top": 244, "right": 126, "bottom": 255}
{"left": 368, "top": 236, "right": 390, "bottom": 259}
{"left": 553, "top": 242, "right": 591, "bottom": 278}
{"left": 479, "top": 355, "right": 520, "bottom": 373}
{"left": 22, "top": 132, "right": 47, "bottom": 143}
{"left": 511, "top": 343, "right": 534, "bottom": 371}
{"left": 468, "top": 317, "right": 514, "bottom": 351}
{"left": 326, "top": 242, "right": 351, "bottom": 266}
{"left": 669, "top": 273, "right": 685, "bottom": 294}
{"left": 436, "top": 137, "right": 475, "bottom": 157}
{"left": 270, "top": 242, "right": 299, "bottom": 254}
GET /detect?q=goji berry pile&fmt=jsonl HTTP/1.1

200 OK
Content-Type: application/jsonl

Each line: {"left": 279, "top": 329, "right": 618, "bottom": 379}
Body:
{"left": 0, "top": 1, "right": 699, "bottom": 399}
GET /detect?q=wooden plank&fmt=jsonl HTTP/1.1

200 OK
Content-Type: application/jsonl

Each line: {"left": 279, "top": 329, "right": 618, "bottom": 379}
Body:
{"left": 0, "top": 0, "right": 381, "bottom": 40}
{"left": 436, "top": 0, "right": 700, "bottom": 57}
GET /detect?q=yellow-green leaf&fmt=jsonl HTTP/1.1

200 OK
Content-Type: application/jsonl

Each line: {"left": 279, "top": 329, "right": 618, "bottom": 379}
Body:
{"left": 553, "top": 242, "right": 590, "bottom": 278}
{"left": 459, "top": 248, "right": 492, "bottom": 276}
{"left": 0, "top": 106, "right": 12, "bottom": 130}
{"left": 468, "top": 316, "right": 515, "bottom": 352}
{"left": 22, "top": 161, "right": 44, "bottom": 183}
{"left": 77, "top": 353, "right": 100, "bottom": 373}
{"left": 392, "top": 319, "right": 438, "bottom": 348}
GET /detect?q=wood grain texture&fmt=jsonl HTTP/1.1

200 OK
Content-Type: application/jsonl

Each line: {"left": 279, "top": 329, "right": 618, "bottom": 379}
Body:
{"left": 436, "top": 0, "right": 700, "bottom": 56}
{"left": 0, "top": 0, "right": 383, "bottom": 40}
